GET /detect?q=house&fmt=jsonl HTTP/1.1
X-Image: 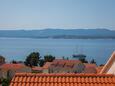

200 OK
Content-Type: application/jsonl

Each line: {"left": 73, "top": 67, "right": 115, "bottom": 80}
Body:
{"left": 100, "top": 51, "right": 115, "bottom": 74}
{"left": 83, "top": 63, "right": 97, "bottom": 73}
{"left": 0, "top": 56, "right": 5, "bottom": 65}
{"left": 0, "top": 63, "right": 31, "bottom": 79}
{"left": 31, "top": 62, "right": 52, "bottom": 73}
{"left": 32, "top": 67, "right": 43, "bottom": 73}
{"left": 96, "top": 65, "right": 104, "bottom": 73}
{"left": 43, "top": 62, "right": 52, "bottom": 73}
{"left": 49, "top": 59, "right": 85, "bottom": 73}
{"left": 10, "top": 73, "right": 115, "bottom": 86}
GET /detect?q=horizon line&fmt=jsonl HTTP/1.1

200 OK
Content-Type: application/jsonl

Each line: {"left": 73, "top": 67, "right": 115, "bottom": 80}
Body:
{"left": 0, "top": 28, "right": 114, "bottom": 31}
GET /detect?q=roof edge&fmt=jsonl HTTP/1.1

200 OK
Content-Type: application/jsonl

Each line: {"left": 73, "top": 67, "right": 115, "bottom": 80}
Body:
{"left": 14, "top": 73, "right": 114, "bottom": 77}
{"left": 100, "top": 51, "right": 115, "bottom": 74}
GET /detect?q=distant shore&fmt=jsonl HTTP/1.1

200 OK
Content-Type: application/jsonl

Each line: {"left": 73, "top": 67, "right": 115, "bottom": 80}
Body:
{"left": 0, "top": 29, "right": 115, "bottom": 39}
{"left": 0, "top": 36, "right": 115, "bottom": 39}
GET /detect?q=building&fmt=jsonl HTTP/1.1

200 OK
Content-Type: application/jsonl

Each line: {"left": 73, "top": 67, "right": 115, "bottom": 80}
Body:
{"left": 49, "top": 59, "right": 85, "bottom": 73}
{"left": 31, "top": 62, "right": 52, "bottom": 73}
{"left": 10, "top": 73, "right": 115, "bottom": 86}
{"left": 0, "top": 63, "right": 31, "bottom": 79}
{"left": 43, "top": 62, "right": 52, "bottom": 73}
{"left": 96, "top": 65, "right": 104, "bottom": 73}
{"left": 83, "top": 63, "right": 97, "bottom": 73}
{"left": 32, "top": 67, "right": 43, "bottom": 73}
{"left": 100, "top": 51, "right": 115, "bottom": 74}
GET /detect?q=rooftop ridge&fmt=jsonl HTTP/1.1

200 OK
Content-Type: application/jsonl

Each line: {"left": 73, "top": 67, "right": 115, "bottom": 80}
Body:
{"left": 10, "top": 73, "right": 115, "bottom": 86}
{"left": 15, "top": 73, "right": 114, "bottom": 77}
{"left": 100, "top": 51, "right": 115, "bottom": 73}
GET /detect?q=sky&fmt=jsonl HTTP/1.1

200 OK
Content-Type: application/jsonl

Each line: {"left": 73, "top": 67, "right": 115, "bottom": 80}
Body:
{"left": 0, "top": 0, "right": 115, "bottom": 30}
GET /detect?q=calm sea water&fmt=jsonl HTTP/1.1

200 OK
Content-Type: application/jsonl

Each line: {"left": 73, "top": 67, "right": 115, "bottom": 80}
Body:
{"left": 0, "top": 38, "right": 115, "bottom": 65}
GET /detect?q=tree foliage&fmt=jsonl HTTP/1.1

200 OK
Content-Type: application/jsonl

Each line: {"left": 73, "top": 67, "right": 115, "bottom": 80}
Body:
{"left": 1, "top": 78, "right": 10, "bottom": 86}
{"left": 11, "top": 60, "right": 17, "bottom": 64}
{"left": 90, "top": 59, "right": 96, "bottom": 64}
{"left": 99, "top": 64, "right": 104, "bottom": 66}
{"left": 39, "top": 59, "right": 45, "bottom": 67}
{"left": 25, "top": 52, "right": 40, "bottom": 67}
{"left": 79, "top": 58, "right": 88, "bottom": 63}
{"left": 44, "top": 55, "right": 55, "bottom": 62}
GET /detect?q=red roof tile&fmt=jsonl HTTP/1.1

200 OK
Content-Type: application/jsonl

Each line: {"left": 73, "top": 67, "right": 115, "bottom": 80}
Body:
{"left": 32, "top": 67, "right": 43, "bottom": 71}
{"left": 0, "top": 63, "right": 27, "bottom": 70}
{"left": 84, "top": 63, "right": 97, "bottom": 68}
{"left": 83, "top": 63, "right": 97, "bottom": 73}
{"left": 54, "top": 59, "right": 81, "bottom": 63}
{"left": 10, "top": 73, "right": 115, "bottom": 86}
{"left": 96, "top": 66, "right": 104, "bottom": 73}
{"left": 43, "top": 62, "right": 52, "bottom": 69}
{"left": 51, "top": 59, "right": 81, "bottom": 67}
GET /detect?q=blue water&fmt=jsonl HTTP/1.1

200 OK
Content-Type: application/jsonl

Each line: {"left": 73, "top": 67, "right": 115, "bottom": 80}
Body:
{"left": 0, "top": 38, "right": 115, "bottom": 65}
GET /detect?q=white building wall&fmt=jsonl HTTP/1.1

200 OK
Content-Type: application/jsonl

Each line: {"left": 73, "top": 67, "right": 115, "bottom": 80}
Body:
{"left": 107, "top": 61, "right": 115, "bottom": 75}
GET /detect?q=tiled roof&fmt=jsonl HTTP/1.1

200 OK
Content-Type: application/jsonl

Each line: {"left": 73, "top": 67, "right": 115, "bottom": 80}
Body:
{"left": 51, "top": 59, "right": 81, "bottom": 67}
{"left": 32, "top": 67, "right": 43, "bottom": 71}
{"left": 43, "top": 62, "right": 52, "bottom": 69}
{"left": 83, "top": 67, "right": 97, "bottom": 73}
{"left": 10, "top": 73, "right": 115, "bottom": 86}
{"left": 65, "top": 62, "right": 74, "bottom": 68}
{"left": 0, "top": 63, "right": 27, "bottom": 70}
{"left": 84, "top": 63, "right": 97, "bottom": 68}
{"left": 96, "top": 66, "right": 104, "bottom": 73}
{"left": 53, "top": 59, "right": 81, "bottom": 63}
{"left": 49, "top": 59, "right": 83, "bottom": 73}
{"left": 83, "top": 63, "right": 97, "bottom": 73}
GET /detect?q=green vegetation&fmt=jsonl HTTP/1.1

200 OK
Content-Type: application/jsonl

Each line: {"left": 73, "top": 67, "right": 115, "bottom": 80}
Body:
{"left": 99, "top": 64, "right": 104, "bottom": 66}
{"left": 39, "top": 54, "right": 55, "bottom": 67}
{"left": 24, "top": 52, "right": 55, "bottom": 67}
{"left": 25, "top": 52, "right": 40, "bottom": 67}
{"left": 79, "top": 58, "right": 88, "bottom": 63}
{"left": 44, "top": 55, "right": 55, "bottom": 62}
{"left": 90, "top": 59, "right": 97, "bottom": 64}
{"left": 11, "top": 60, "right": 17, "bottom": 64}
{"left": 1, "top": 78, "right": 10, "bottom": 86}
{"left": 39, "top": 59, "right": 45, "bottom": 67}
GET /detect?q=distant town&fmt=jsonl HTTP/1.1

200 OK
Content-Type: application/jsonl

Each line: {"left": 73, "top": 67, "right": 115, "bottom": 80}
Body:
{"left": 0, "top": 0, "right": 115, "bottom": 85}
{"left": 0, "top": 51, "right": 115, "bottom": 86}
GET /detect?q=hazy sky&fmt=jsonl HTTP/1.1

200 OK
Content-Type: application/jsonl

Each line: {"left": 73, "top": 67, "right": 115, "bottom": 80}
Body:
{"left": 0, "top": 0, "right": 115, "bottom": 30}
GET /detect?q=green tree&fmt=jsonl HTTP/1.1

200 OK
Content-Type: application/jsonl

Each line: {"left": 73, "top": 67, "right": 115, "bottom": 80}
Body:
{"left": 25, "top": 52, "right": 40, "bottom": 67}
{"left": 90, "top": 59, "right": 96, "bottom": 64}
{"left": 79, "top": 58, "right": 88, "bottom": 63}
{"left": 44, "top": 55, "right": 55, "bottom": 62}
{"left": 66, "top": 57, "right": 69, "bottom": 60}
{"left": 2, "top": 78, "right": 10, "bottom": 86}
{"left": 11, "top": 60, "right": 17, "bottom": 64}
{"left": 39, "top": 59, "right": 45, "bottom": 67}
{"left": 99, "top": 64, "right": 104, "bottom": 66}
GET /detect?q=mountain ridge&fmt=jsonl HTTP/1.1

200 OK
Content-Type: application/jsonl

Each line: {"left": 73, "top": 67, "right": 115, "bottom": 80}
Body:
{"left": 0, "top": 28, "right": 115, "bottom": 39}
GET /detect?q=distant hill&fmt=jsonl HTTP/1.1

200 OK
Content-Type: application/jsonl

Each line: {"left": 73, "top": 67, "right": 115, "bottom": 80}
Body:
{"left": 0, "top": 29, "right": 115, "bottom": 39}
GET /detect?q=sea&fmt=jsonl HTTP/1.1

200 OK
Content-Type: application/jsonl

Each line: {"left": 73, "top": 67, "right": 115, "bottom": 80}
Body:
{"left": 0, "top": 38, "right": 115, "bottom": 65}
